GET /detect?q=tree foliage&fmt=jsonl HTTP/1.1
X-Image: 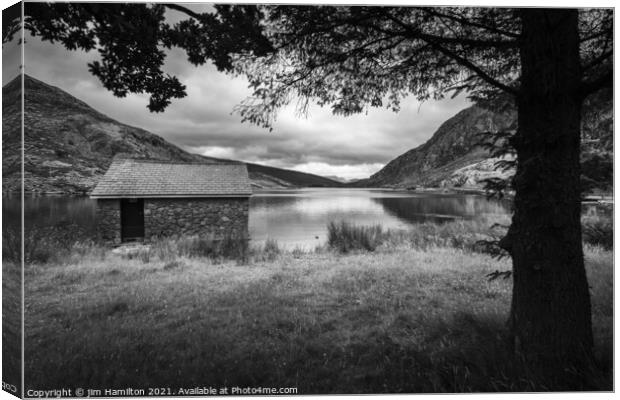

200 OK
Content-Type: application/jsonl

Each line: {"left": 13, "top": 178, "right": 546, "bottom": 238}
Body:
{"left": 6, "top": 3, "right": 271, "bottom": 112}
{"left": 230, "top": 7, "right": 522, "bottom": 128}
{"left": 227, "top": 7, "right": 611, "bottom": 130}
{"left": 7, "top": 5, "right": 611, "bottom": 118}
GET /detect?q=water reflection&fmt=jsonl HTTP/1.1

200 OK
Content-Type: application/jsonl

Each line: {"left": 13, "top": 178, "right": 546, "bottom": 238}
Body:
{"left": 374, "top": 195, "right": 510, "bottom": 223}
{"left": 248, "top": 189, "right": 512, "bottom": 248}
{"left": 3, "top": 194, "right": 97, "bottom": 235}
{"left": 249, "top": 192, "right": 408, "bottom": 248}
{"left": 4, "top": 189, "right": 513, "bottom": 249}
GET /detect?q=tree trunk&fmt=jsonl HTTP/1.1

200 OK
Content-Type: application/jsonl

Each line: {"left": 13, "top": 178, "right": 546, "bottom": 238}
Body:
{"left": 502, "top": 9, "right": 594, "bottom": 381}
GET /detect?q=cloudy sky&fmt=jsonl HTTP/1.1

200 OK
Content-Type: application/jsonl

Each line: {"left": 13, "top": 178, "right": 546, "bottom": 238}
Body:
{"left": 3, "top": 4, "right": 471, "bottom": 180}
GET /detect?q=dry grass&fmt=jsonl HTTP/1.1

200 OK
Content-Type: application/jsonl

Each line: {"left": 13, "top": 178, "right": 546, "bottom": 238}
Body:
{"left": 23, "top": 235, "right": 612, "bottom": 392}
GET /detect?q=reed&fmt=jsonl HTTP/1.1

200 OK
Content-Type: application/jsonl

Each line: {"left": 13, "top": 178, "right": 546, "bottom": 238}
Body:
{"left": 327, "top": 220, "right": 383, "bottom": 253}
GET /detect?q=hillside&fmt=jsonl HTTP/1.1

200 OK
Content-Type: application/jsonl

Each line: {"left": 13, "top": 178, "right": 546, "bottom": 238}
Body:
{"left": 245, "top": 162, "right": 341, "bottom": 188}
{"left": 356, "top": 98, "right": 612, "bottom": 193}
{"left": 356, "top": 106, "right": 516, "bottom": 188}
{"left": 2, "top": 75, "right": 340, "bottom": 194}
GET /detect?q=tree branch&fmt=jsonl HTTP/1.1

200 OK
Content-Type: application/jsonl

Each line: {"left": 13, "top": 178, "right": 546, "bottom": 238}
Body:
{"left": 579, "top": 26, "right": 612, "bottom": 43}
{"left": 279, "top": 35, "right": 407, "bottom": 88}
{"left": 580, "top": 69, "right": 612, "bottom": 98}
{"left": 163, "top": 4, "right": 205, "bottom": 21}
{"left": 429, "top": 41, "right": 518, "bottom": 96}
{"left": 582, "top": 50, "right": 612, "bottom": 72}
{"left": 381, "top": 11, "right": 517, "bottom": 49}
{"left": 422, "top": 8, "right": 520, "bottom": 39}
{"left": 375, "top": 12, "right": 518, "bottom": 95}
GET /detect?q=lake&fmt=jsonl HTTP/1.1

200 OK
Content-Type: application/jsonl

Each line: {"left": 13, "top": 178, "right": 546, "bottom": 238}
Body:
{"left": 249, "top": 189, "right": 512, "bottom": 248}
{"left": 4, "top": 188, "right": 513, "bottom": 249}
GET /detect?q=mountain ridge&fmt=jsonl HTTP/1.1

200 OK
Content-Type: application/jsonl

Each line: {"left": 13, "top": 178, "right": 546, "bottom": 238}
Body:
{"left": 2, "top": 75, "right": 341, "bottom": 194}
{"left": 354, "top": 105, "right": 516, "bottom": 188}
{"left": 353, "top": 94, "right": 612, "bottom": 193}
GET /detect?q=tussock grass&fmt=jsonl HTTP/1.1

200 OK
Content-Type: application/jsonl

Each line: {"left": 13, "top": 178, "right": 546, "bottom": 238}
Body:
{"left": 327, "top": 221, "right": 383, "bottom": 253}
{"left": 259, "top": 238, "right": 281, "bottom": 262}
{"left": 291, "top": 245, "right": 306, "bottom": 259}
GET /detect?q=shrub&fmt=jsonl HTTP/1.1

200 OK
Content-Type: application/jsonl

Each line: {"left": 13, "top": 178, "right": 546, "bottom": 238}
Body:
{"left": 327, "top": 221, "right": 383, "bottom": 253}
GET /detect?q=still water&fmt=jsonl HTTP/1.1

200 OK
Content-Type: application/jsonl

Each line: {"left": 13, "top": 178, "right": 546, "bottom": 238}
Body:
{"left": 4, "top": 189, "right": 511, "bottom": 248}
{"left": 250, "top": 189, "right": 509, "bottom": 248}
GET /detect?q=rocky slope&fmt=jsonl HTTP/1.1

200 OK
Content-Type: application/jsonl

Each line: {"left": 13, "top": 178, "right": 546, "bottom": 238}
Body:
{"left": 356, "top": 97, "right": 612, "bottom": 193}
{"left": 2, "top": 75, "right": 340, "bottom": 193}
{"left": 357, "top": 105, "right": 516, "bottom": 188}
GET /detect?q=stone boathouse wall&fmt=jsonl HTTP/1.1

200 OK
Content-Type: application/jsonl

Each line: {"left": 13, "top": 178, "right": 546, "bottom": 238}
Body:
{"left": 96, "top": 197, "right": 250, "bottom": 245}
{"left": 96, "top": 199, "right": 122, "bottom": 244}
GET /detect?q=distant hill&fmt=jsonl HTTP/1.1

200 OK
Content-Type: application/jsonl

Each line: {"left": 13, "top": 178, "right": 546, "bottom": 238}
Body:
{"left": 2, "top": 75, "right": 341, "bottom": 194}
{"left": 324, "top": 175, "right": 351, "bottom": 184}
{"left": 245, "top": 162, "right": 341, "bottom": 188}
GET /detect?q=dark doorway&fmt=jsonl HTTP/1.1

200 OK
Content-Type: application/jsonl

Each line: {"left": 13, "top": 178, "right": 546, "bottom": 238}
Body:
{"left": 121, "top": 198, "right": 144, "bottom": 242}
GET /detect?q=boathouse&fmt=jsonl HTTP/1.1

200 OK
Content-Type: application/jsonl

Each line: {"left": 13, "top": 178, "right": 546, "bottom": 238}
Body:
{"left": 90, "top": 158, "right": 252, "bottom": 244}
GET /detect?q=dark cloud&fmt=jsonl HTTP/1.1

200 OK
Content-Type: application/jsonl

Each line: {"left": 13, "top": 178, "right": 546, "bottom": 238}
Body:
{"left": 8, "top": 9, "right": 471, "bottom": 179}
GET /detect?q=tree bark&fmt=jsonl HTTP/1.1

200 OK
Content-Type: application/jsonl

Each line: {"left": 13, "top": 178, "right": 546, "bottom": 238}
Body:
{"left": 502, "top": 9, "right": 594, "bottom": 381}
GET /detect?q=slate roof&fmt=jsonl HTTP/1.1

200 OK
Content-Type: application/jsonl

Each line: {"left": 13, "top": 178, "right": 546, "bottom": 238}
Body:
{"left": 90, "top": 159, "right": 252, "bottom": 198}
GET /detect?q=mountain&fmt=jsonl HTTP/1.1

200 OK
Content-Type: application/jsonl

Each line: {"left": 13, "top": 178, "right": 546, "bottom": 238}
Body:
{"left": 2, "top": 75, "right": 340, "bottom": 193}
{"left": 356, "top": 98, "right": 612, "bottom": 193}
{"left": 324, "top": 175, "right": 351, "bottom": 183}
{"left": 245, "top": 162, "right": 342, "bottom": 188}
{"left": 356, "top": 105, "right": 516, "bottom": 188}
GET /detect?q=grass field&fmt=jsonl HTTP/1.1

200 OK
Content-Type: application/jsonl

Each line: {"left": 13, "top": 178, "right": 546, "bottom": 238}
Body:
{"left": 22, "top": 220, "right": 613, "bottom": 393}
{"left": 2, "top": 260, "right": 22, "bottom": 395}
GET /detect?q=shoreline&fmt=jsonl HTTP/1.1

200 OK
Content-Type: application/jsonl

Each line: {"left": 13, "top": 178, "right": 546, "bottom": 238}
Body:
{"left": 5, "top": 187, "right": 614, "bottom": 205}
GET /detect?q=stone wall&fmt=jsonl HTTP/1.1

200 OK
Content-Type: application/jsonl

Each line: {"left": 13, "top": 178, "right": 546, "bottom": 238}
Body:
{"left": 144, "top": 198, "right": 249, "bottom": 241}
{"left": 96, "top": 199, "right": 121, "bottom": 244}
{"left": 96, "top": 197, "right": 250, "bottom": 245}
